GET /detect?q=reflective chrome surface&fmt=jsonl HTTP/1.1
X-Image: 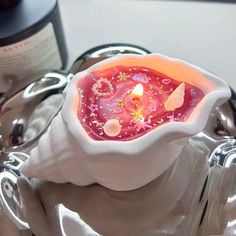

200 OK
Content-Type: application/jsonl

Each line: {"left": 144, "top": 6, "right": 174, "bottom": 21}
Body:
{"left": 208, "top": 139, "right": 236, "bottom": 167}
{"left": 193, "top": 88, "right": 236, "bottom": 155}
{"left": 0, "top": 71, "right": 72, "bottom": 234}
{"left": 0, "top": 152, "right": 29, "bottom": 230}
{"left": 70, "top": 43, "right": 151, "bottom": 73}
{"left": 0, "top": 71, "right": 42, "bottom": 99}
{"left": 0, "top": 71, "right": 73, "bottom": 153}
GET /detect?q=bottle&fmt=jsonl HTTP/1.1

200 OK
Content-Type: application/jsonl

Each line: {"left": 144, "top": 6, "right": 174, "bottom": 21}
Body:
{"left": 0, "top": 0, "right": 67, "bottom": 95}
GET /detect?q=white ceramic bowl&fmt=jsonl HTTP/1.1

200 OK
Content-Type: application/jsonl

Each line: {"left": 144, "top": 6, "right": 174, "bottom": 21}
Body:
{"left": 21, "top": 54, "right": 231, "bottom": 191}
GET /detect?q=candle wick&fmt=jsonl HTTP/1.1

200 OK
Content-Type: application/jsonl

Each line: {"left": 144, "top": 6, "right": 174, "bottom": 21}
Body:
{"left": 132, "top": 96, "right": 140, "bottom": 102}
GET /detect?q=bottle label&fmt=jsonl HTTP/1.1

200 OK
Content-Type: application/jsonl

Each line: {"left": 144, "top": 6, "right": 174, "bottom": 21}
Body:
{"left": 0, "top": 23, "right": 62, "bottom": 93}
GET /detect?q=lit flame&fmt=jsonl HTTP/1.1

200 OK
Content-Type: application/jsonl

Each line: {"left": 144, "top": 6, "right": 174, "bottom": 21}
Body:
{"left": 131, "top": 84, "right": 144, "bottom": 100}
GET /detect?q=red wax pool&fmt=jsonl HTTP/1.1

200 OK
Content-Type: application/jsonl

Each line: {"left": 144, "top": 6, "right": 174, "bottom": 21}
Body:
{"left": 77, "top": 66, "right": 204, "bottom": 141}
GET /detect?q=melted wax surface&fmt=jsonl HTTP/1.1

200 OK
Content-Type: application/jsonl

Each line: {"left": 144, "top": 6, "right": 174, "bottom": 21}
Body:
{"left": 77, "top": 66, "right": 204, "bottom": 141}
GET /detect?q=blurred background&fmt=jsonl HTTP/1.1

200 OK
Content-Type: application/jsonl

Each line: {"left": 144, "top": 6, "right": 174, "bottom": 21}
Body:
{"left": 59, "top": 0, "right": 236, "bottom": 88}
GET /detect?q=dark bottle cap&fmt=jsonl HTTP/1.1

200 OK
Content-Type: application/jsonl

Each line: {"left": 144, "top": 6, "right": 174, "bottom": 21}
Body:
{"left": 0, "top": 0, "right": 22, "bottom": 12}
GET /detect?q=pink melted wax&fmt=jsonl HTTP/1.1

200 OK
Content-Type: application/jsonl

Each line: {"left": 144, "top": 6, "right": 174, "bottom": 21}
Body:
{"left": 77, "top": 66, "right": 204, "bottom": 141}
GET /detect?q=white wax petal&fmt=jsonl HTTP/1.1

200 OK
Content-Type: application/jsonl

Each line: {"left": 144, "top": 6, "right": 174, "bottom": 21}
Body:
{"left": 164, "top": 82, "right": 185, "bottom": 111}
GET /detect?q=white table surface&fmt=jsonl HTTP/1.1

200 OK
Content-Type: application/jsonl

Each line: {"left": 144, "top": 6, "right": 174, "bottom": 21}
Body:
{"left": 59, "top": 0, "right": 236, "bottom": 89}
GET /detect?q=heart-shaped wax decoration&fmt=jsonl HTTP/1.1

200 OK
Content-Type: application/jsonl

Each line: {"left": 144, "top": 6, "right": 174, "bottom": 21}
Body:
{"left": 162, "top": 78, "right": 171, "bottom": 85}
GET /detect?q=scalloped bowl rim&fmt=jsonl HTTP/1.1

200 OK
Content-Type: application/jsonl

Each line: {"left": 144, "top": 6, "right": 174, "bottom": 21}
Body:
{"left": 62, "top": 53, "right": 231, "bottom": 155}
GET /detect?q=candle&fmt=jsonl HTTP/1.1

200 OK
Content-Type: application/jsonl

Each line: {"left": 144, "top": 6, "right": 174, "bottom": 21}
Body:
{"left": 77, "top": 66, "right": 204, "bottom": 141}
{"left": 21, "top": 54, "right": 231, "bottom": 191}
